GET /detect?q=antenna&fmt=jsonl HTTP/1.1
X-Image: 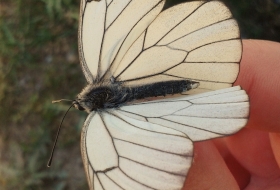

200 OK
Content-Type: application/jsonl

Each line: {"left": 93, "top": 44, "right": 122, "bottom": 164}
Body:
{"left": 52, "top": 99, "right": 73, "bottom": 103}
{"left": 47, "top": 103, "right": 75, "bottom": 167}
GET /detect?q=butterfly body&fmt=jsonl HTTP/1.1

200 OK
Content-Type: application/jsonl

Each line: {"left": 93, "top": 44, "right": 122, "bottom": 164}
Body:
{"left": 74, "top": 79, "right": 199, "bottom": 113}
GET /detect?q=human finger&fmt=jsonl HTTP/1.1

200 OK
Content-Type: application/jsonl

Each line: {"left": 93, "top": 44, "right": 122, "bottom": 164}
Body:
{"left": 234, "top": 40, "right": 280, "bottom": 132}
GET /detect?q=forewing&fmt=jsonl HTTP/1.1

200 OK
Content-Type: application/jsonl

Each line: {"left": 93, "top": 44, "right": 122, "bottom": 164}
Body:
{"left": 110, "top": 1, "right": 241, "bottom": 94}
{"left": 117, "top": 86, "right": 249, "bottom": 142}
{"left": 78, "top": 0, "right": 166, "bottom": 83}
{"left": 81, "top": 112, "right": 193, "bottom": 190}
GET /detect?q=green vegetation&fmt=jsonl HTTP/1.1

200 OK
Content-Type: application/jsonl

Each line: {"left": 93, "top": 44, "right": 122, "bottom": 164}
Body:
{"left": 1, "top": 0, "right": 87, "bottom": 189}
{"left": 0, "top": 0, "right": 279, "bottom": 189}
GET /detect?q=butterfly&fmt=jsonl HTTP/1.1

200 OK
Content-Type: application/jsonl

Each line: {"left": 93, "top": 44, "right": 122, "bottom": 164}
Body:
{"left": 66, "top": 0, "right": 249, "bottom": 189}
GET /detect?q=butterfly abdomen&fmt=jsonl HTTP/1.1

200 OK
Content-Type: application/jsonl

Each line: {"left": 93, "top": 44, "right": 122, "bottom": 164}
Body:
{"left": 128, "top": 80, "right": 199, "bottom": 100}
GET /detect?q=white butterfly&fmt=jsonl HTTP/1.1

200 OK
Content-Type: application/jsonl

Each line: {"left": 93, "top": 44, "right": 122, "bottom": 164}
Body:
{"left": 74, "top": 0, "right": 249, "bottom": 189}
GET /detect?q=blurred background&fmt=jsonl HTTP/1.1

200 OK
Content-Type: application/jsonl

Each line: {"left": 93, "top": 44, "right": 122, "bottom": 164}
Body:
{"left": 0, "top": 0, "right": 279, "bottom": 189}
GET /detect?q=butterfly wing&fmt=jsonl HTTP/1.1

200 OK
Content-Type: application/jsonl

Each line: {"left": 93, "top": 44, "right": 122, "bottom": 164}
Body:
{"left": 78, "top": 0, "right": 166, "bottom": 83}
{"left": 81, "top": 86, "right": 249, "bottom": 190}
{"left": 117, "top": 86, "right": 249, "bottom": 141}
{"left": 81, "top": 111, "right": 193, "bottom": 190}
{"left": 105, "top": 1, "right": 242, "bottom": 94}
{"left": 79, "top": 0, "right": 248, "bottom": 189}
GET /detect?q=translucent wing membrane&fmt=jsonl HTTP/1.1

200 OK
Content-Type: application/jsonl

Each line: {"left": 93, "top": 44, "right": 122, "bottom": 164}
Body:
{"left": 81, "top": 112, "right": 193, "bottom": 190}
{"left": 108, "top": 1, "right": 241, "bottom": 94}
{"left": 78, "top": 0, "right": 166, "bottom": 82}
{"left": 117, "top": 86, "right": 249, "bottom": 141}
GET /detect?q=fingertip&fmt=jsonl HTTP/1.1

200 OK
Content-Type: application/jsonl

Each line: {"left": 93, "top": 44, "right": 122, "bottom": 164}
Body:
{"left": 234, "top": 40, "right": 280, "bottom": 132}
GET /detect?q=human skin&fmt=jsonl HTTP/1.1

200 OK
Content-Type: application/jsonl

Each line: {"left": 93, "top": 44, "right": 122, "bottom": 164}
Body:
{"left": 183, "top": 40, "right": 280, "bottom": 190}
